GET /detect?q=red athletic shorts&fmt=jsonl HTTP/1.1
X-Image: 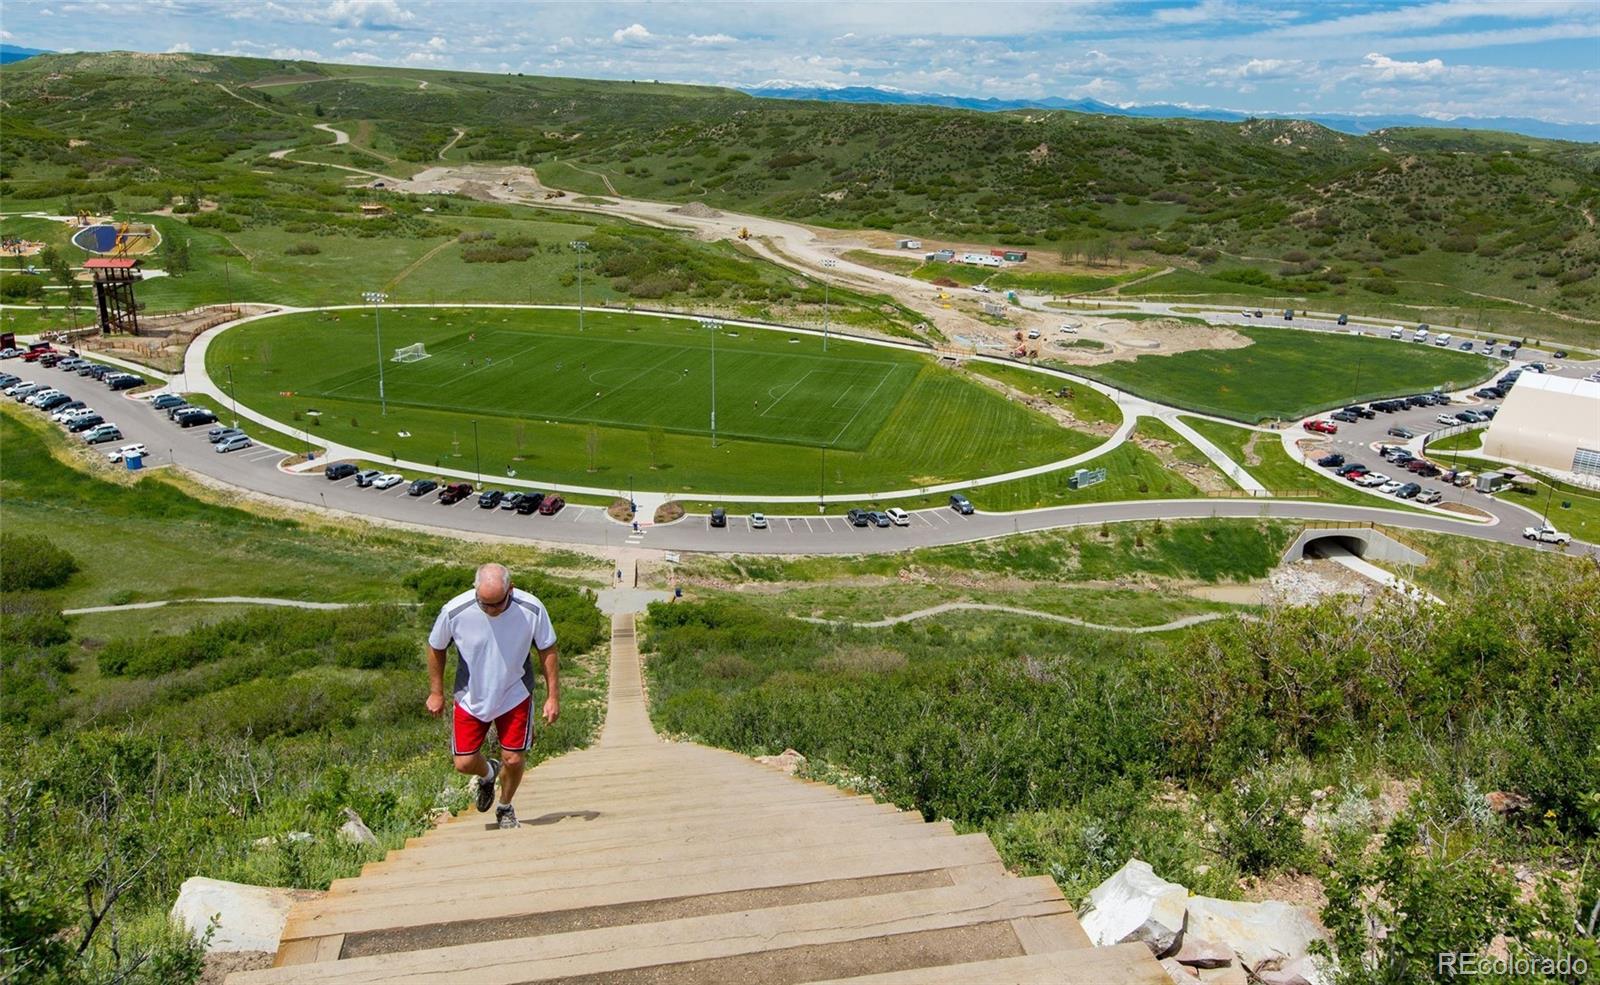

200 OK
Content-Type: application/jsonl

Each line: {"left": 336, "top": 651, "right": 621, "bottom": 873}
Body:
{"left": 451, "top": 695, "right": 533, "bottom": 756}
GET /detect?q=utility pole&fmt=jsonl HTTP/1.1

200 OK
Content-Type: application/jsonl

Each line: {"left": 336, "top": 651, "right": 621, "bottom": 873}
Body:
{"left": 699, "top": 317, "right": 720, "bottom": 447}
{"left": 225, "top": 363, "right": 238, "bottom": 426}
{"left": 472, "top": 418, "right": 481, "bottom": 487}
{"left": 822, "top": 257, "right": 837, "bottom": 352}
{"left": 362, "top": 290, "right": 389, "bottom": 415}
{"left": 570, "top": 241, "right": 588, "bottom": 332}
{"left": 819, "top": 444, "right": 826, "bottom": 513}
{"left": 1352, "top": 355, "right": 1363, "bottom": 403}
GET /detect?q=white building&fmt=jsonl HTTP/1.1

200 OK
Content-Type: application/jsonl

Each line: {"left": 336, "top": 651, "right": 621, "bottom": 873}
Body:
{"left": 1482, "top": 373, "right": 1600, "bottom": 477}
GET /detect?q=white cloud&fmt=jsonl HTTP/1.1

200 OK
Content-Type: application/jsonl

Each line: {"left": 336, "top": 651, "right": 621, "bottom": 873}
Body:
{"left": 268, "top": 46, "right": 322, "bottom": 60}
{"left": 166, "top": 41, "right": 192, "bottom": 53}
{"left": 1363, "top": 52, "right": 1447, "bottom": 82}
{"left": 0, "top": 29, "right": 12, "bottom": 40}
{"left": 688, "top": 33, "right": 735, "bottom": 45}
{"left": 612, "top": 23, "right": 652, "bottom": 44}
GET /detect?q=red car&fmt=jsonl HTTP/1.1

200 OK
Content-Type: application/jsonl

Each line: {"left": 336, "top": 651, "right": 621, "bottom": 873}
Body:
{"left": 1302, "top": 419, "right": 1338, "bottom": 434}
{"left": 438, "top": 482, "right": 474, "bottom": 505}
{"left": 537, "top": 494, "right": 565, "bottom": 516}
{"left": 21, "top": 345, "right": 55, "bottom": 363}
{"left": 1344, "top": 470, "right": 1368, "bottom": 482}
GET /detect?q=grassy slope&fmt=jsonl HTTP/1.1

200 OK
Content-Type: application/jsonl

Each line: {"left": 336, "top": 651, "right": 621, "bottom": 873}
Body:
{"left": 207, "top": 308, "right": 1097, "bottom": 495}
{"left": 1072, "top": 327, "right": 1497, "bottom": 422}
{"left": 2, "top": 51, "right": 1595, "bottom": 347}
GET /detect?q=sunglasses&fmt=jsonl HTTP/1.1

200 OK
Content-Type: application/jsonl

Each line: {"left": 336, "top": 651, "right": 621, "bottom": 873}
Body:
{"left": 478, "top": 585, "right": 513, "bottom": 614}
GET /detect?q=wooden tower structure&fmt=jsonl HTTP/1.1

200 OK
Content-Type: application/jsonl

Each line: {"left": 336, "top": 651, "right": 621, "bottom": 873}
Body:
{"left": 84, "top": 257, "right": 143, "bottom": 336}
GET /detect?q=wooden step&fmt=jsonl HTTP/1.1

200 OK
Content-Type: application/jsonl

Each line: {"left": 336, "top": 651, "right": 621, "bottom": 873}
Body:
{"left": 277, "top": 836, "right": 1004, "bottom": 942}
{"left": 341, "top": 819, "right": 962, "bottom": 890}
{"left": 236, "top": 877, "right": 1071, "bottom": 985}
{"left": 809, "top": 943, "right": 1170, "bottom": 984}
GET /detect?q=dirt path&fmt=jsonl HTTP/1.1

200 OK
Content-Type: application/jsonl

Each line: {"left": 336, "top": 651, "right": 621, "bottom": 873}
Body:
{"left": 1396, "top": 278, "right": 1600, "bottom": 325}
{"left": 213, "top": 82, "right": 274, "bottom": 113}
{"left": 438, "top": 127, "right": 465, "bottom": 161}
{"left": 386, "top": 236, "right": 459, "bottom": 290}
{"left": 560, "top": 160, "right": 619, "bottom": 196}
{"left": 1081, "top": 265, "right": 1174, "bottom": 296}
{"left": 314, "top": 122, "right": 351, "bottom": 146}
{"left": 796, "top": 601, "right": 1235, "bottom": 633}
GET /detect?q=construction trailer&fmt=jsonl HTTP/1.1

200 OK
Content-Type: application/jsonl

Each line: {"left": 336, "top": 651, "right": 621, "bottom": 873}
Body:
{"left": 84, "top": 257, "right": 142, "bottom": 336}
{"left": 897, "top": 238, "right": 922, "bottom": 249}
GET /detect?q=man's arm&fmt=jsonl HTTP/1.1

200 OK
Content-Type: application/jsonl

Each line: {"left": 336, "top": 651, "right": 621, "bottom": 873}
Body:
{"left": 539, "top": 644, "right": 559, "bottom": 724}
{"left": 426, "top": 645, "right": 448, "bottom": 716}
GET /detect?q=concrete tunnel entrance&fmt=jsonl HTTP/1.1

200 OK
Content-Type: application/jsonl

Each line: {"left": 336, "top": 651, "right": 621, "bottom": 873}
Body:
{"left": 1282, "top": 527, "right": 1430, "bottom": 567}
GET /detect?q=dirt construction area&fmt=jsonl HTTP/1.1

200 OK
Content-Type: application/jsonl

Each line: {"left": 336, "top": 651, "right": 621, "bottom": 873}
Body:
{"left": 395, "top": 164, "right": 1253, "bottom": 363}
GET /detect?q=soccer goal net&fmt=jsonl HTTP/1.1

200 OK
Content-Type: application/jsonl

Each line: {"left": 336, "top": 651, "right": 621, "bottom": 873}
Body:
{"left": 392, "top": 342, "right": 430, "bottom": 363}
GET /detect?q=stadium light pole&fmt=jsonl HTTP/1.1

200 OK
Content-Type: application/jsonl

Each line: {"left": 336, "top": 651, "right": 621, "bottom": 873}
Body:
{"left": 699, "top": 317, "right": 720, "bottom": 448}
{"left": 472, "top": 418, "right": 481, "bottom": 487}
{"left": 570, "top": 241, "right": 588, "bottom": 332}
{"left": 821, "top": 258, "right": 837, "bottom": 352}
{"left": 363, "top": 290, "right": 389, "bottom": 416}
{"left": 225, "top": 363, "right": 238, "bottom": 427}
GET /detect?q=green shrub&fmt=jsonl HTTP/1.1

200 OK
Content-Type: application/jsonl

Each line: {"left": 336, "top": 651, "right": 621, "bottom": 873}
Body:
{"left": 0, "top": 533, "right": 79, "bottom": 591}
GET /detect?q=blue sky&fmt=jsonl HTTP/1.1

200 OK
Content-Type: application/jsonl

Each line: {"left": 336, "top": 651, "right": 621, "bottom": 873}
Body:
{"left": 4, "top": 0, "right": 1598, "bottom": 123}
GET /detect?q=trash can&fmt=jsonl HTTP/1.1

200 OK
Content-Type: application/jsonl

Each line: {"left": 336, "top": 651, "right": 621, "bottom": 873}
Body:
{"left": 673, "top": 586, "right": 683, "bottom": 600}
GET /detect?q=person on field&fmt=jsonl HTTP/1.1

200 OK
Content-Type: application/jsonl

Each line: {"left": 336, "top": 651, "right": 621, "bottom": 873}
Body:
{"left": 425, "top": 563, "right": 559, "bottom": 830}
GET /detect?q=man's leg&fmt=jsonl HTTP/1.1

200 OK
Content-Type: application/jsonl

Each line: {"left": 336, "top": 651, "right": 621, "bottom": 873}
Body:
{"left": 498, "top": 750, "right": 525, "bottom": 804}
{"left": 452, "top": 704, "right": 501, "bottom": 812}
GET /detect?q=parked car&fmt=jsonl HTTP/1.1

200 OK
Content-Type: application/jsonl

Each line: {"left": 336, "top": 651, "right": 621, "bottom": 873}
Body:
{"left": 949, "top": 493, "right": 975, "bottom": 515}
{"left": 208, "top": 425, "right": 245, "bottom": 443}
{"left": 1458, "top": 341, "right": 1474, "bottom": 350}
{"left": 477, "top": 489, "right": 503, "bottom": 509}
{"left": 1335, "top": 463, "right": 1367, "bottom": 476}
{"left": 1386, "top": 426, "right": 1415, "bottom": 439}
{"left": 35, "top": 393, "right": 72, "bottom": 412}
{"left": 538, "top": 494, "right": 565, "bottom": 516}
{"left": 1283, "top": 309, "right": 1294, "bottom": 320}
{"left": 215, "top": 435, "right": 252, "bottom": 453}
{"left": 846, "top": 508, "right": 870, "bottom": 527}
{"left": 82, "top": 424, "right": 121, "bottom": 444}
{"left": 325, "top": 462, "right": 360, "bottom": 481}
{"left": 1415, "top": 489, "right": 1443, "bottom": 504}
{"left": 1522, "top": 524, "right": 1572, "bottom": 545}
{"left": 1336, "top": 313, "right": 1348, "bottom": 325}
{"left": 1316, "top": 453, "right": 1345, "bottom": 468}
{"left": 1395, "top": 483, "right": 1422, "bottom": 499}
{"left": 0, "top": 348, "right": 21, "bottom": 359}
{"left": 66, "top": 414, "right": 105, "bottom": 433}
{"left": 500, "top": 492, "right": 524, "bottom": 511}
{"left": 1378, "top": 480, "right": 1404, "bottom": 494}
{"left": 1474, "top": 388, "right": 1500, "bottom": 399}
{"left": 151, "top": 393, "right": 187, "bottom": 410}
{"left": 106, "top": 443, "right": 147, "bottom": 463}
{"left": 749, "top": 512, "right": 768, "bottom": 529}
{"left": 1435, "top": 414, "right": 1459, "bottom": 426}
{"left": 51, "top": 402, "right": 89, "bottom": 422}
{"left": 708, "top": 507, "right": 727, "bottom": 528}
{"left": 885, "top": 507, "right": 911, "bottom": 526}
{"left": 1331, "top": 411, "right": 1359, "bottom": 424}
{"left": 408, "top": 478, "right": 438, "bottom": 496}
{"left": 373, "top": 473, "right": 404, "bottom": 490}
{"left": 177, "top": 409, "right": 216, "bottom": 428}
{"left": 354, "top": 469, "right": 385, "bottom": 487}
{"left": 869, "top": 511, "right": 891, "bottom": 528}
{"left": 1553, "top": 350, "right": 1568, "bottom": 359}
{"left": 1303, "top": 419, "right": 1338, "bottom": 434}
{"left": 1344, "top": 405, "right": 1375, "bottom": 419}
{"left": 107, "top": 374, "right": 143, "bottom": 391}
{"left": 517, "top": 492, "right": 546, "bottom": 514}
{"left": 7, "top": 381, "right": 42, "bottom": 399}
{"left": 1357, "top": 472, "right": 1390, "bottom": 487}
{"left": 438, "top": 482, "right": 473, "bottom": 504}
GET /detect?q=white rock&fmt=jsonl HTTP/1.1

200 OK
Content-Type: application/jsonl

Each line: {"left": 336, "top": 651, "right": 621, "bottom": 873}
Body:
{"left": 1080, "top": 859, "right": 1189, "bottom": 956}
{"left": 1256, "top": 955, "right": 1333, "bottom": 985}
{"left": 337, "top": 808, "right": 378, "bottom": 847}
{"left": 284, "top": 831, "right": 313, "bottom": 844}
{"left": 171, "top": 877, "right": 300, "bottom": 953}
{"left": 755, "top": 748, "right": 807, "bottom": 775}
{"left": 251, "top": 836, "right": 277, "bottom": 850}
{"left": 1185, "top": 896, "right": 1326, "bottom": 971}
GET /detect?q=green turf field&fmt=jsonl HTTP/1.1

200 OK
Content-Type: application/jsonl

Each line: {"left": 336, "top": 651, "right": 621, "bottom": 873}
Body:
{"left": 209, "top": 307, "right": 1106, "bottom": 495}
{"left": 1064, "top": 327, "right": 1499, "bottom": 423}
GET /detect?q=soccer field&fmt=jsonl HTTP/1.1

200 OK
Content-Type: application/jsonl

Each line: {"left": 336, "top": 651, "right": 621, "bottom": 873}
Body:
{"left": 209, "top": 308, "right": 1105, "bottom": 495}
{"left": 309, "top": 323, "right": 911, "bottom": 451}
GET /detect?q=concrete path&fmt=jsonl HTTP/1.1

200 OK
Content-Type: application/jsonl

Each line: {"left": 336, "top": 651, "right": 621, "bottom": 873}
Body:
{"left": 62, "top": 596, "right": 364, "bottom": 616}
{"left": 796, "top": 601, "right": 1237, "bottom": 634}
{"left": 1315, "top": 541, "right": 1443, "bottom": 605}
{"left": 229, "top": 613, "right": 1164, "bottom": 985}
{"left": 1160, "top": 412, "right": 1267, "bottom": 493}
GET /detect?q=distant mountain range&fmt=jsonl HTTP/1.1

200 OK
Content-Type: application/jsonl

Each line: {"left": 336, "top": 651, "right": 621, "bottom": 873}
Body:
{"left": 0, "top": 43, "right": 51, "bottom": 65}
{"left": 740, "top": 83, "right": 1600, "bottom": 144}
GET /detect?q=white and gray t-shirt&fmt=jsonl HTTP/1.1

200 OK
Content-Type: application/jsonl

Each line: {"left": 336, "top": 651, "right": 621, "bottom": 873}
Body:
{"left": 428, "top": 587, "right": 558, "bottom": 721}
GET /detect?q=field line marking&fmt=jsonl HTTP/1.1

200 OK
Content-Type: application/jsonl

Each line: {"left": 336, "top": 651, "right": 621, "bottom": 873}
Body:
{"left": 432, "top": 337, "right": 550, "bottom": 388}
{"left": 758, "top": 369, "right": 815, "bottom": 420}
{"left": 828, "top": 364, "right": 898, "bottom": 446}
{"left": 566, "top": 344, "right": 684, "bottom": 419}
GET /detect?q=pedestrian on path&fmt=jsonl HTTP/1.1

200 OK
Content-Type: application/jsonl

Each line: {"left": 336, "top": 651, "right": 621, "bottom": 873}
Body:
{"left": 425, "top": 563, "right": 559, "bottom": 830}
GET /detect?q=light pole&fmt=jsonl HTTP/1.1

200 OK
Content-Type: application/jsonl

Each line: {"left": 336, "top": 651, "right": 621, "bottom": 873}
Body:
{"left": 471, "top": 418, "right": 481, "bottom": 487}
{"left": 821, "top": 258, "right": 837, "bottom": 352}
{"left": 363, "top": 290, "right": 389, "bottom": 416}
{"left": 819, "top": 444, "right": 826, "bottom": 512}
{"left": 570, "top": 241, "right": 588, "bottom": 332}
{"left": 699, "top": 317, "right": 720, "bottom": 447}
{"left": 225, "top": 363, "right": 238, "bottom": 426}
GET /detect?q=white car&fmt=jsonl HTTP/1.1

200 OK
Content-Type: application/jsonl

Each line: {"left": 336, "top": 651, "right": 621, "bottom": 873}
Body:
{"left": 1522, "top": 524, "right": 1572, "bottom": 545}
{"left": 215, "top": 434, "right": 252, "bottom": 453}
{"left": 1379, "top": 481, "right": 1404, "bottom": 494}
{"left": 5, "top": 381, "right": 40, "bottom": 398}
{"left": 26, "top": 389, "right": 63, "bottom": 407}
{"left": 106, "top": 443, "right": 148, "bottom": 463}
{"left": 52, "top": 406, "right": 91, "bottom": 423}
{"left": 1358, "top": 472, "right": 1390, "bottom": 487}
{"left": 1416, "top": 489, "right": 1443, "bottom": 504}
{"left": 1435, "top": 414, "right": 1459, "bottom": 426}
{"left": 749, "top": 512, "right": 768, "bottom": 529}
{"left": 972, "top": 284, "right": 992, "bottom": 293}
{"left": 1058, "top": 324, "right": 1078, "bottom": 334}
{"left": 373, "top": 473, "right": 404, "bottom": 490}
{"left": 885, "top": 507, "right": 910, "bottom": 526}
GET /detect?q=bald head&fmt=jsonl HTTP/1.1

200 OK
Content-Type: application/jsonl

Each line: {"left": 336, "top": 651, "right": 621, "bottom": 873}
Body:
{"left": 475, "top": 563, "right": 512, "bottom": 611}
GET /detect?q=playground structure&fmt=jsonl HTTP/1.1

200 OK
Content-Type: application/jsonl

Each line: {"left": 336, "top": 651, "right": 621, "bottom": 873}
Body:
{"left": 71, "top": 221, "right": 158, "bottom": 257}
{"left": 0, "top": 236, "right": 44, "bottom": 257}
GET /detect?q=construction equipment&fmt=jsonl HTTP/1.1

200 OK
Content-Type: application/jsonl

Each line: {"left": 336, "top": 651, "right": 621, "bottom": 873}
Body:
{"left": 738, "top": 227, "right": 751, "bottom": 240}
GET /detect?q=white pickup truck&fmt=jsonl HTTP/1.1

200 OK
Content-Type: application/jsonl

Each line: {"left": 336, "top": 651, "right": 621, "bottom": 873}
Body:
{"left": 1522, "top": 524, "right": 1572, "bottom": 545}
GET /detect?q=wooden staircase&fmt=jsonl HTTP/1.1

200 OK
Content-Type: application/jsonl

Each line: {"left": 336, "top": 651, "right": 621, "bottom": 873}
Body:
{"left": 230, "top": 613, "right": 1165, "bottom": 984}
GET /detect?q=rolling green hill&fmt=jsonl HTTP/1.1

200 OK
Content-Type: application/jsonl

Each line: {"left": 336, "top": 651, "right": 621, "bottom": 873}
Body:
{"left": 2, "top": 51, "right": 1596, "bottom": 345}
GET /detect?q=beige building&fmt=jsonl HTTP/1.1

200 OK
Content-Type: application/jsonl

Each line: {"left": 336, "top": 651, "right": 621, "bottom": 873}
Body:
{"left": 1482, "top": 373, "right": 1600, "bottom": 476}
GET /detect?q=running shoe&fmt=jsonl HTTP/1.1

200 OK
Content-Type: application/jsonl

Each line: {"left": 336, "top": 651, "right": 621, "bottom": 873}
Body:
{"left": 475, "top": 758, "right": 501, "bottom": 813}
